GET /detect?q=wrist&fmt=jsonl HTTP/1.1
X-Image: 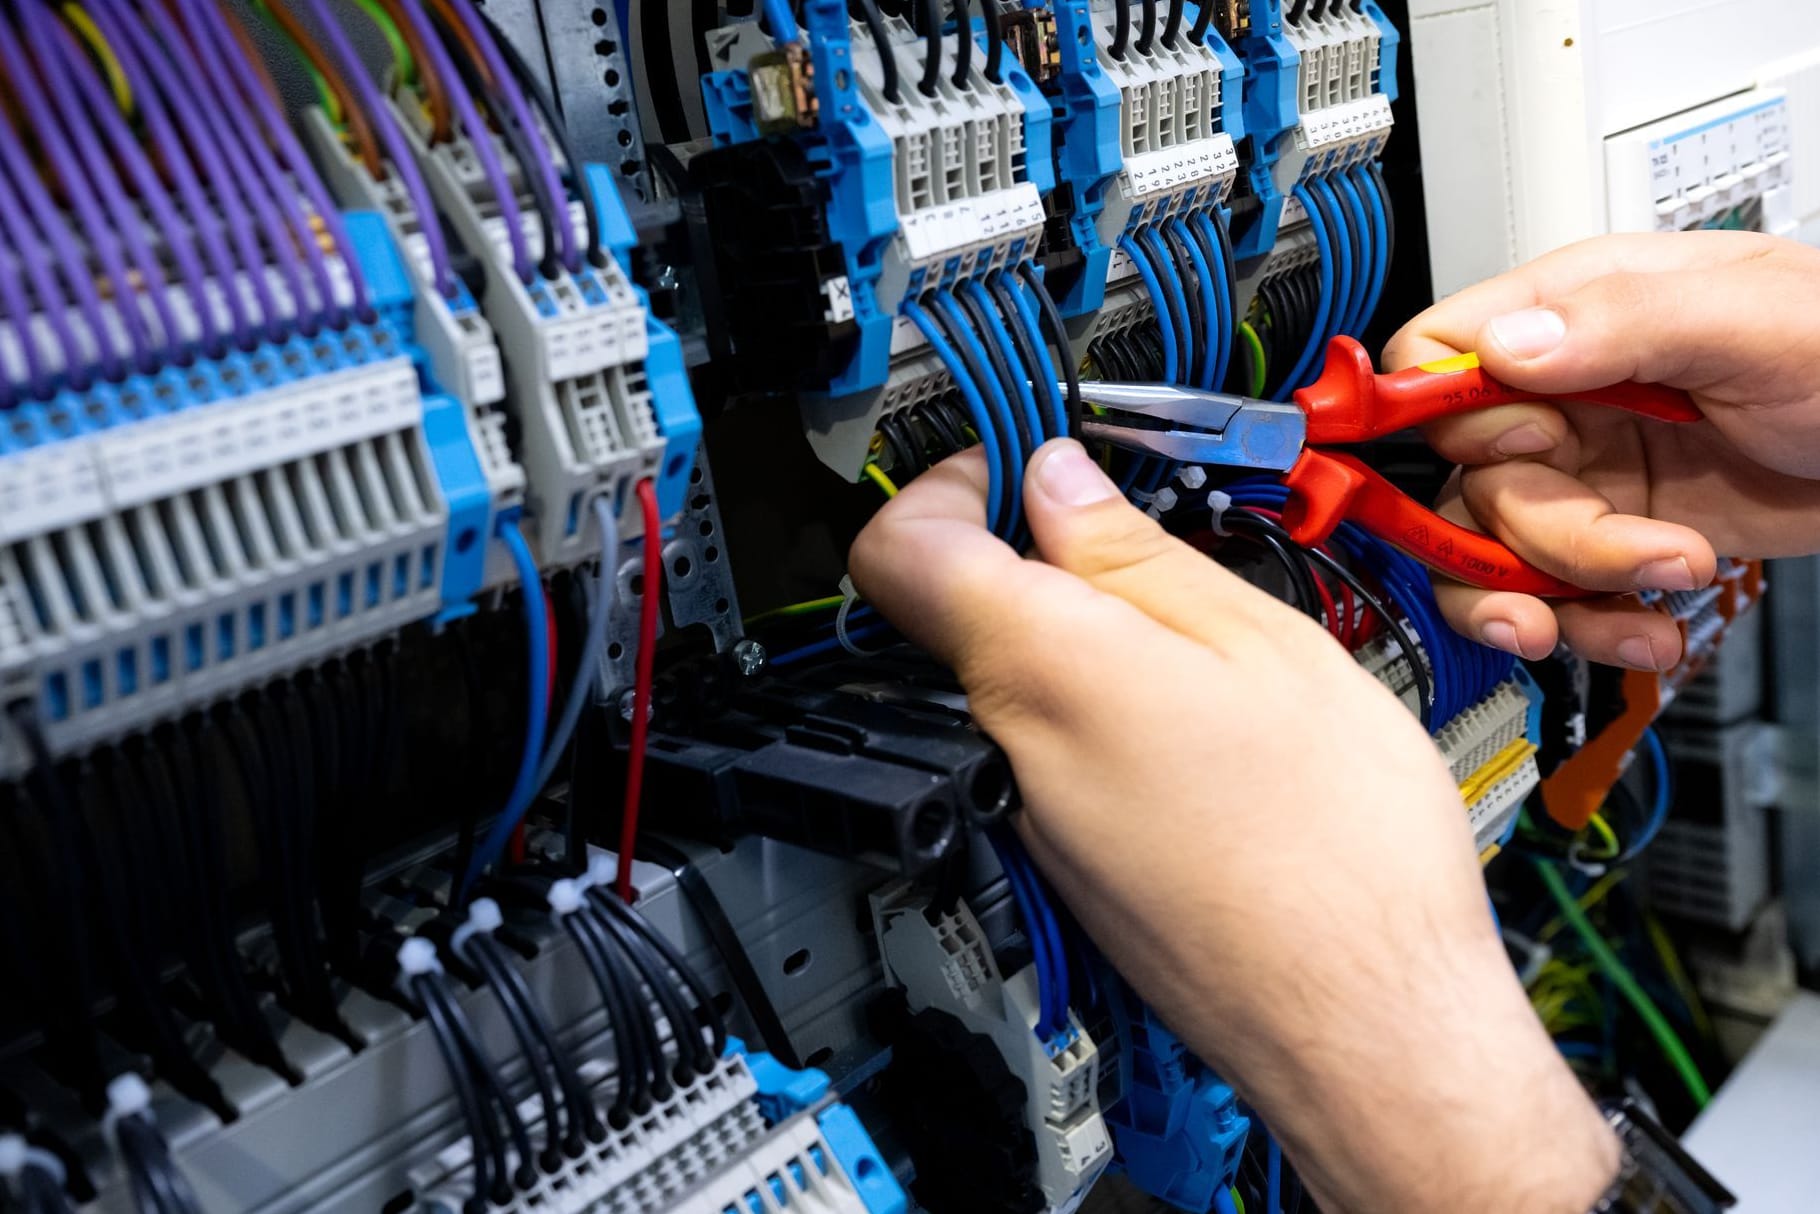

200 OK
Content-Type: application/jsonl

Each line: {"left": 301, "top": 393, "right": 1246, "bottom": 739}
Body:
{"left": 1220, "top": 940, "right": 1620, "bottom": 1213}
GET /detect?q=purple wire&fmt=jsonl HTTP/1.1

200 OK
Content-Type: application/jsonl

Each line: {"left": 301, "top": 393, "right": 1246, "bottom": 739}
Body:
{"left": 87, "top": 0, "right": 250, "bottom": 352}
{"left": 449, "top": 0, "right": 574, "bottom": 272}
{"left": 39, "top": 9, "right": 216, "bottom": 360}
{"left": 305, "top": 0, "right": 456, "bottom": 299}
{"left": 109, "top": 0, "right": 282, "bottom": 348}
{"left": 139, "top": 0, "right": 312, "bottom": 341}
{"left": 167, "top": 0, "right": 340, "bottom": 334}
{"left": 391, "top": 0, "right": 535, "bottom": 282}
{"left": 178, "top": 0, "right": 372, "bottom": 325}
{"left": 0, "top": 166, "right": 52, "bottom": 398}
{"left": 0, "top": 15, "right": 156, "bottom": 373}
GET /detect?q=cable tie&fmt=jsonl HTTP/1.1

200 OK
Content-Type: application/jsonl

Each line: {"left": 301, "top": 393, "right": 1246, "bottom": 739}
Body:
{"left": 580, "top": 853, "right": 616, "bottom": 894}
{"left": 1206, "top": 489, "right": 1233, "bottom": 535}
{"left": 548, "top": 877, "right": 587, "bottom": 919}
{"left": 101, "top": 1072, "right": 153, "bottom": 1149}
{"left": 396, "top": 935, "right": 444, "bottom": 989}
{"left": 836, "top": 574, "right": 888, "bottom": 658}
{"left": 450, "top": 897, "right": 504, "bottom": 961}
{"left": 1177, "top": 466, "right": 1208, "bottom": 491}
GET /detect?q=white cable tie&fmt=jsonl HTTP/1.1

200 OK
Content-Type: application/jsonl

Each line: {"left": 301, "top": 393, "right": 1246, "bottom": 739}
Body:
{"left": 1206, "top": 490, "right": 1233, "bottom": 536}
{"left": 101, "top": 1073, "right": 153, "bottom": 1148}
{"left": 837, "top": 574, "right": 888, "bottom": 658}
{"left": 1177, "top": 466, "right": 1208, "bottom": 491}
{"left": 450, "top": 898, "right": 503, "bottom": 961}
{"left": 581, "top": 853, "right": 616, "bottom": 894}
{"left": 548, "top": 877, "right": 587, "bottom": 918}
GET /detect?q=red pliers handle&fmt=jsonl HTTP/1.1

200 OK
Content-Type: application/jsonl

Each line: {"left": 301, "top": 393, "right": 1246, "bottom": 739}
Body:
{"left": 1279, "top": 338, "right": 1705, "bottom": 598}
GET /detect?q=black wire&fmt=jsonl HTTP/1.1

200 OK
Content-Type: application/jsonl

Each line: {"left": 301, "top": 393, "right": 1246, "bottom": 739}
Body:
{"left": 982, "top": 0, "right": 1004, "bottom": 81}
{"left": 1301, "top": 543, "right": 1436, "bottom": 731}
{"left": 1137, "top": 0, "right": 1157, "bottom": 53}
{"left": 575, "top": 908, "right": 670, "bottom": 1102}
{"left": 914, "top": 398, "right": 966, "bottom": 454}
{"left": 476, "top": 4, "right": 606, "bottom": 266}
{"left": 586, "top": 904, "right": 711, "bottom": 1082}
{"left": 116, "top": 1118, "right": 188, "bottom": 1214}
{"left": 1161, "top": 0, "right": 1184, "bottom": 46}
{"left": 471, "top": 933, "right": 604, "bottom": 1148}
{"left": 1110, "top": 0, "right": 1130, "bottom": 59}
{"left": 917, "top": 0, "right": 941, "bottom": 93}
{"left": 560, "top": 913, "right": 646, "bottom": 1121}
{"left": 413, "top": 974, "right": 500, "bottom": 1206}
{"left": 1221, "top": 512, "right": 1322, "bottom": 621}
{"left": 421, "top": 975, "right": 538, "bottom": 1191}
{"left": 988, "top": 273, "right": 1059, "bottom": 442}
{"left": 1288, "top": 0, "right": 1308, "bottom": 22}
{"left": 17, "top": 1163, "right": 73, "bottom": 1214}
{"left": 463, "top": 938, "right": 565, "bottom": 1168}
{"left": 1189, "top": 0, "right": 1215, "bottom": 43}
{"left": 1018, "top": 265, "right": 1082, "bottom": 439}
{"left": 634, "top": 838, "right": 801, "bottom": 1069}
{"left": 853, "top": 0, "right": 901, "bottom": 102}
{"left": 950, "top": 0, "right": 972, "bottom": 86}
{"left": 1370, "top": 161, "right": 1397, "bottom": 272}
{"left": 879, "top": 413, "right": 924, "bottom": 476}
{"left": 1162, "top": 224, "right": 1207, "bottom": 386}
{"left": 589, "top": 886, "right": 729, "bottom": 1059}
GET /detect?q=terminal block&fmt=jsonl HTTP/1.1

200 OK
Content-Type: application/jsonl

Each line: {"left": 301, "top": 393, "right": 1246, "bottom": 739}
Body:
{"left": 412, "top": 1040, "right": 905, "bottom": 1214}
{"left": 392, "top": 102, "right": 699, "bottom": 563}
{"left": 702, "top": 0, "right": 1057, "bottom": 479}
{"left": 0, "top": 216, "right": 491, "bottom": 777}
{"left": 870, "top": 882, "right": 1112, "bottom": 1210}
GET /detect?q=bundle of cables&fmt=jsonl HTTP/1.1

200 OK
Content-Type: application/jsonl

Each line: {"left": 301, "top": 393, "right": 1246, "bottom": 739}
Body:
{"left": 104, "top": 1075, "right": 203, "bottom": 1214}
{"left": 985, "top": 829, "right": 1078, "bottom": 1046}
{"left": 0, "top": 1135, "right": 73, "bottom": 1214}
{"left": 903, "top": 266, "right": 1082, "bottom": 543}
{"left": 1213, "top": 479, "right": 1516, "bottom": 733}
{"left": 1249, "top": 161, "right": 1395, "bottom": 402}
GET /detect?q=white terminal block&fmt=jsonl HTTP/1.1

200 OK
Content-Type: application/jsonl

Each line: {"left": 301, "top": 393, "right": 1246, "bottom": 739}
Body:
{"left": 305, "top": 108, "right": 524, "bottom": 592}
{"left": 870, "top": 881, "right": 1112, "bottom": 1209}
{"left": 0, "top": 350, "right": 450, "bottom": 778}
{"left": 398, "top": 102, "right": 663, "bottom": 566}
{"left": 1606, "top": 88, "right": 1794, "bottom": 235}
{"left": 1272, "top": 4, "right": 1394, "bottom": 194}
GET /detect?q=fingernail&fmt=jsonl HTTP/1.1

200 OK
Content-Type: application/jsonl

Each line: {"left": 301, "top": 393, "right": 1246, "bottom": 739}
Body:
{"left": 1491, "top": 424, "right": 1556, "bottom": 458}
{"left": 1036, "top": 441, "right": 1119, "bottom": 507}
{"left": 1636, "top": 557, "right": 1697, "bottom": 591}
{"left": 1488, "top": 308, "right": 1567, "bottom": 360}
{"left": 1616, "top": 636, "right": 1662, "bottom": 670}
{"left": 1480, "top": 620, "right": 1522, "bottom": 654}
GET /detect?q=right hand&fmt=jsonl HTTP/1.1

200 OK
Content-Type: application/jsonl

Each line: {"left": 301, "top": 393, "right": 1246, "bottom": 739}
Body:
{"left": 1383, "top": 232, "right": 1820, "bottom": 667}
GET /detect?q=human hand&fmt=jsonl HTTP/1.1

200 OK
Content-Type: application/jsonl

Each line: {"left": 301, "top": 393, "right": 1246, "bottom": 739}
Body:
{"left": 850, "top": 441, "right": 1617, "bottom": 1214}
{"left": 1386, "top": 232, "right": 1820, "bottom": 668}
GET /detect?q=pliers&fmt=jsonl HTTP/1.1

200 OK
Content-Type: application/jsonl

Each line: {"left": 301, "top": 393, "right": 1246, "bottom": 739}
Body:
{"left": 1075, "top": 336, "right": 1703, "bottom": 597}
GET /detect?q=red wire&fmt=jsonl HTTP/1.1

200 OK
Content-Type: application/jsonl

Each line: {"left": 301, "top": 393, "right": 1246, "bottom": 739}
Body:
{"left": 616, "top": 479, "right": 662, "bottom": 903}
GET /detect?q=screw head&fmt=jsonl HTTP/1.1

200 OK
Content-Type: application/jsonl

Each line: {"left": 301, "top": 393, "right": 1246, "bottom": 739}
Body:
{"left": 733, "top": 639, "right": 767, "bottom": 677}
{"left": 617, "top": 690, "right": 639, "bottom": 722}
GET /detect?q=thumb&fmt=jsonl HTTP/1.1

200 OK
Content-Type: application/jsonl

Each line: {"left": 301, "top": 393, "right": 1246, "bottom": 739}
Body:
{"left": 1022, "top": 440, "right": 1331, "bottom": 657}
{"left": 1474, "top": 263, "right": 1770, "bottom": 396}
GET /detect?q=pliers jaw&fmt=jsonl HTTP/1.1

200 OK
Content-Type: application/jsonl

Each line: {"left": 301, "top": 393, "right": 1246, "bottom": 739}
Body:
{"left": 1073, "top": 381, "right": 1307, "bottom": 472}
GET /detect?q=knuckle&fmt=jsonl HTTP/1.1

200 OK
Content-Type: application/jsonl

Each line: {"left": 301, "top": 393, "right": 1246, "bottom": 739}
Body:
{"left": 1050, "top": 504, "right": 1182, "bottom": 581}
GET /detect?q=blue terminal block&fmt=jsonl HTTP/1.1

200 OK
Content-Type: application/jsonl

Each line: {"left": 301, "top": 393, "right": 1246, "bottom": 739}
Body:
{"left": 734, "top": 1039, "right": 910, "bottom": 1214}
{"left": 1044, "top": 0, "right": 1124, "bottom": 319}
{"left": 1105, "top": 992, "right": 1250, "bottom": 1211}
{"left": 1230, "top": 0, "right": 1300, "bottom": 264}
{"left": 342, "top": 210, "right": 495, "bottom": 616}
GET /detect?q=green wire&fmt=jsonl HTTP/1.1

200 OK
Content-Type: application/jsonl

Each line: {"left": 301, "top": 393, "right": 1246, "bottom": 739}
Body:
{"left": 1239, "top": 321, "right": 1268, "bottom": 397}
{"left": 251, "top": 0, "right": 342, "bottom": 125}
{"left": 1231, "top": 1188, "right": 1247, "bottom": 1214}
{"left": 351, "top": 0, "right": 416, "bottom": 86}
{"left": 1534, "top": 860, "right": 1712, "bottom": 1107}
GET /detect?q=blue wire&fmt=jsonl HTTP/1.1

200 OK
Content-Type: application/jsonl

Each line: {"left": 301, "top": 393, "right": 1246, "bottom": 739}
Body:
{"left": 1119, "top": 233, "right": 1178, "bottom": 384}
{"left": 1278, "top": 185, "right": 1333, "bottom": 398}
{"left": 1356, "top": 164, "right": 1391, "bottom": 330}
{"left": 461, "top": 520, "right": 550, "bottom": 900}
{"left": 1334, "top": 172, "right": 1373, "bottom": 337}
{"left": 987, "top": 830, "right": 1061, "bottom": 1037}
{"left": 1012, "top": 842, "right": 1073, "bottom": 1026}
{"left": 906, "top": 297, "right": 1007, "bottom": 536}
{"left": 1214, "top": 1187, "right": 1240, "bottom": 1214}
{"left": 1310, "top": 177, "right": 1351, "bottom": 357}
{"left": 1189, "top": 210, "right": 1234, "bottom": 392}
{"left": 965, "top": 278, "right": 1048, "bottom": 452}
{"left": 1266, "top": 1132, "right": 1282, "bottom": 1214}
{"left": 1173, "top": 216, "right": 1220, "bottom": 391}
{"left": 1003, "top": 270, "right": 1068, "bottom": 439}
{"left": 1628, "top": 727, "right": 1674, "bottom": 856}
{"left": 1141, "top": 225, "right": 1194, "bottom": 386}
{"left": 768, "top": 621, "right": 894, "bottom": 667}
{"left": 760, "top": 0, "right": 797, "bottom": 40}
{"left": 934, "top": 289, "right": 1026, "bottom": 539}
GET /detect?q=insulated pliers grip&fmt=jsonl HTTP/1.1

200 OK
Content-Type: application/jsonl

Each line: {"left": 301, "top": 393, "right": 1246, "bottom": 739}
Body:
{"left": 1281, "top": 451, "right": 1591, "bottom": 599}
{"left": 1295, "top": 337, "right": 1705, "bottom": 446}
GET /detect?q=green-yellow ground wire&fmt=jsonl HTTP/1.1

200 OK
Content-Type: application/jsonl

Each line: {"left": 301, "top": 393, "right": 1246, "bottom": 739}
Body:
{"left": 1239, "top": 321, "right": 1267, "bottom": 397}
{"left": 1534, "top": 859, "right": 1711, "bottom": 1107}
{"left": 252, "top": 0, "right": 342, "bottom": 124}
{"left": 352, "top": 0, "right": 416, "bottom": 86}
